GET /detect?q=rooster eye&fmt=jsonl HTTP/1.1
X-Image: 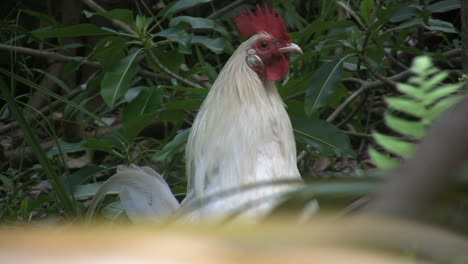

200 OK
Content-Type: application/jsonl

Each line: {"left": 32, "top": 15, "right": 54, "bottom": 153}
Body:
{"left": 260, "top": 42, "right": 269, "bottom": 48}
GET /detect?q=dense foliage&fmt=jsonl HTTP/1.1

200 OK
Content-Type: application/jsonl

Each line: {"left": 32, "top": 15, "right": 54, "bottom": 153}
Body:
{"left": 0, "top": 0, "right": 465, "bottom": 227}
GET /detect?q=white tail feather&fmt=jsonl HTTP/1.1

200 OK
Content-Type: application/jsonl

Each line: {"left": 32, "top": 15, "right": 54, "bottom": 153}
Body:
{"left": 86, "top": 165, "right": 179, "bottom": 222}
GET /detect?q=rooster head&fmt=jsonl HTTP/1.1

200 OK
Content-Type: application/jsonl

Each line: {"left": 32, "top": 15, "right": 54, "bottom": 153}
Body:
{"left": 234, "top": 4, "right": 302, "bottom": 81}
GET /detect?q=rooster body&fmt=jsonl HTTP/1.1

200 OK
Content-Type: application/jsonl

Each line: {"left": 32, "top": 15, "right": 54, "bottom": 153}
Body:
{"left": 87, "top": 5, "right": 305, "bottom": 222}
{"left": 183, "top": 34, "right": 301, "bottom": 219}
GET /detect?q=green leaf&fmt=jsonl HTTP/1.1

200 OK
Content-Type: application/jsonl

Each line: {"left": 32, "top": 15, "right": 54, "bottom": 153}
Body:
{"left": 421, "top": 71, "right": 449, "bottom": 92}
{"left": 155, "top": 28, "right": 192, "bottom": 53}
{"left": 427, "top": 0, "right": 460, "bottom": 13}
{"left": 424, "top": 84, "right": 462, "bottom": 106}
{"left": 360, "top": 0, "right": 375, "bottom": 22}
{"left": 97, "top": 9, "right": 134, "bottom": 25}
{"left": 47, "top": 140, "right": 86, "bottom": 157}
{"left": 154, "top": 129, "right": 190, "bottom": 162}
{"left": 396, "top": 84, "right": 426, "bottom": 100}
{"left": 368, "top": 146, "right": 400, "bottom": 169}
{"left": 384, "top": 113, "right": 425, "bottom": 139}
{"left": 83, "top": 138, "right": 114, "bottom": 154}
{"left": 170, "top": 16, "right": 228, "bottom": 35}
{"left": 292, "top": 118, "right": 356, "bottom": 157}
{"left": 34, "top": 24, "right": 110, "bottom": 39}
{"left": 389, "top": 6, "right": 420, "bottom": 23}
{"left": 336, "top": 1, "right": 365, "bottom": 28}
{"left": 386, "top": 97, "right": 426, "bottom": 117}
{"left": 74, "top": 182, "right": 120, "bottom": 200}
{"left": 425, "top": 18, "right": 458, "bottom": 33}
{"left": 91, "top": 36, "right": 127, "bottom": 70}
{"left": 191, "top": 36, "right": 227, "bottom": 54}
{"left": 0, "top": 174, "right": 14, "bottom": 191}
{"left": 164, "top": 0, "right": 212, "bottom": 16}
{"left": 425, "top": 96, "right": 462, "bottom": 124}
{"left": 152, "top": 49, "right": 185, "bottom": 73}
{"left": 305, "top": 57, "right": 345, "bottom": 116}
{"left": 163, "top": 99, "right": 203, "bottom": 110}
{"left": 373, "top": 132, "right": 416, "bottom": 158}
{"left": 100, "top": 50, "right": 141, "bottom": 108}
{"left": 123, "top": 87, "right": 163, "bottom": 141}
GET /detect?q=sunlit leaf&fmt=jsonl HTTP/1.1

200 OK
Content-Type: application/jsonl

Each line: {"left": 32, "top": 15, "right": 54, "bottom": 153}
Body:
{"left": 34, "top": 24, "right": 110, "bottom": 39}
{"left": 305, "top": 57, "right": 345, "bottom": 116}
{"left": 153, "top": 129, "right": 190, "bottom": 162}
{"left": 100, "top": 50, "right": 141, "bottom": 108}
{"left": 170, "top": 16, "right": 228, "bottom": 35}
{"left": 164, "top": 0, "right": 212, "bottom": 16}
{"left": 292, "top": 118, "right": 356, "bottom": 157}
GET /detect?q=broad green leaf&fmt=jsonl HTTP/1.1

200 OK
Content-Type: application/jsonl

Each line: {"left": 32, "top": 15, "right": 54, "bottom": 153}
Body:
{"left": 152, "top": 49, "right": 185, "bottom": 73}
{"left": 163, "top": 99, "right": 203, "bottom": 110}
{"left": 286, "top": 100, "right": 307, "bottom": 118}
{"left": 389, "top": 6, "right": 420, "bottom": 22}
{"left": 305, "top": 57, "right": 345, "bottom": 116}
{"left": 191, "top": 36, "right": 227, "bottom": 54}
{"left": 368, "top": 146, "right": 400, "bottom": 169}
{"left": 292, "top": 118, "right": 356, "bottom": 157}
{"left": 83, "top": 138, "right": 114, "bottom": 154}
{"left": 170, "top": 16, "right": 228, "bottom": 35}
{"left": 336, "top": 1, "right": 365, "bottom": 28}
{"left": 74, "top": 182, "right": 120, "bottom": 200}
{"left": 292, "top": 20, "right": 355, "bottom": 44}
{"left": 69, "top": 165, "right": 107, "bottom": 187}
{"left": 123, "top": 87, "right": 163, "bottom": 141}
{"left": 155, "top": 28, "right": 192, "bottom": 53}
{"left": 154, "top": 129, "right": 190, "bottom": 162}
{"left": 0, "top": 174, "right": 14, "bottom": 191}
{"left": 164, "top": 0, "right": 212, "bottom": 16}
{"left": 386, "top": 97, "right": 426, "bottom": 117}
{"left": 427, "top": 0, "right": 460, "bottom": 13}
{"left": 373, "top": 132, "right": 416, "bottom": 158}
{"left": 384, "top": 113, "right": 425, "bottom": 139}
{"left": 101, "top": 50, "right": 141, "bottom": 108}
{"left": 47, "top": 140, "right": 86, "bottom": 157}
{"left": 34, "top": 24, "right": 110, "bottom": 39}
{"left": 360, "top": 0, "right": 375, "bottom": 22}
{"left": 426, "top": 18, "right": 458, "bottom": 33}
{"left": 91, "top": 36, "right": 127, "bottom": 70}
{"left": 97, "top": 9, "right": 134, "bottom": 25}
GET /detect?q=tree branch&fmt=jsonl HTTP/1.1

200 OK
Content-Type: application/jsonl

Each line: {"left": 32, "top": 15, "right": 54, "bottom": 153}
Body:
{"left": 0, "top": 43, "right": 170, "bottom": 82}
{"left": 79, "top": 0, "right": 205, "bottom": 89}
{"left": 327, "top": 69, "right": 412, "bottom": 122}
{"left": 207, "top": 0, "right": 251, "bottom": 20}
{"left": 327, "top": 48, "right": 461, "bottom": 123}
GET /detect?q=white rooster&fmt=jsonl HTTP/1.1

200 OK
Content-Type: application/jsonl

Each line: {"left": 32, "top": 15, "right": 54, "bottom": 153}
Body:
{"left": 87, "top": 5, "right": 305, "bottom": 222}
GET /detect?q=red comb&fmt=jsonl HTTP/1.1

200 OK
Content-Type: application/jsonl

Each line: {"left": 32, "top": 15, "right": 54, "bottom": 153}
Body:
{"left": 234, "top": 4, "right": 292, "bottom": 43}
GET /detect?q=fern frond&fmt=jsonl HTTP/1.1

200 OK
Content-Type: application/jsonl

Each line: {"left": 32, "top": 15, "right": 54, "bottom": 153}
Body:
{"left": 369, "top": 56, "right": 463, "bottom": 169}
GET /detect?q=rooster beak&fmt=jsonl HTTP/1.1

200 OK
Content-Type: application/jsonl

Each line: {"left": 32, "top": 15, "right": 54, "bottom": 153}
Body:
{"left": 279, "top": 43, "right": 303, "bottom": 54}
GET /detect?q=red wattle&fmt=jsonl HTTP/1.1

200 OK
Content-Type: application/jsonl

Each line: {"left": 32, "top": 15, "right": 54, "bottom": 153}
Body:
{"left": 265, "top": 54, "right": 290, "bottom": 81}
